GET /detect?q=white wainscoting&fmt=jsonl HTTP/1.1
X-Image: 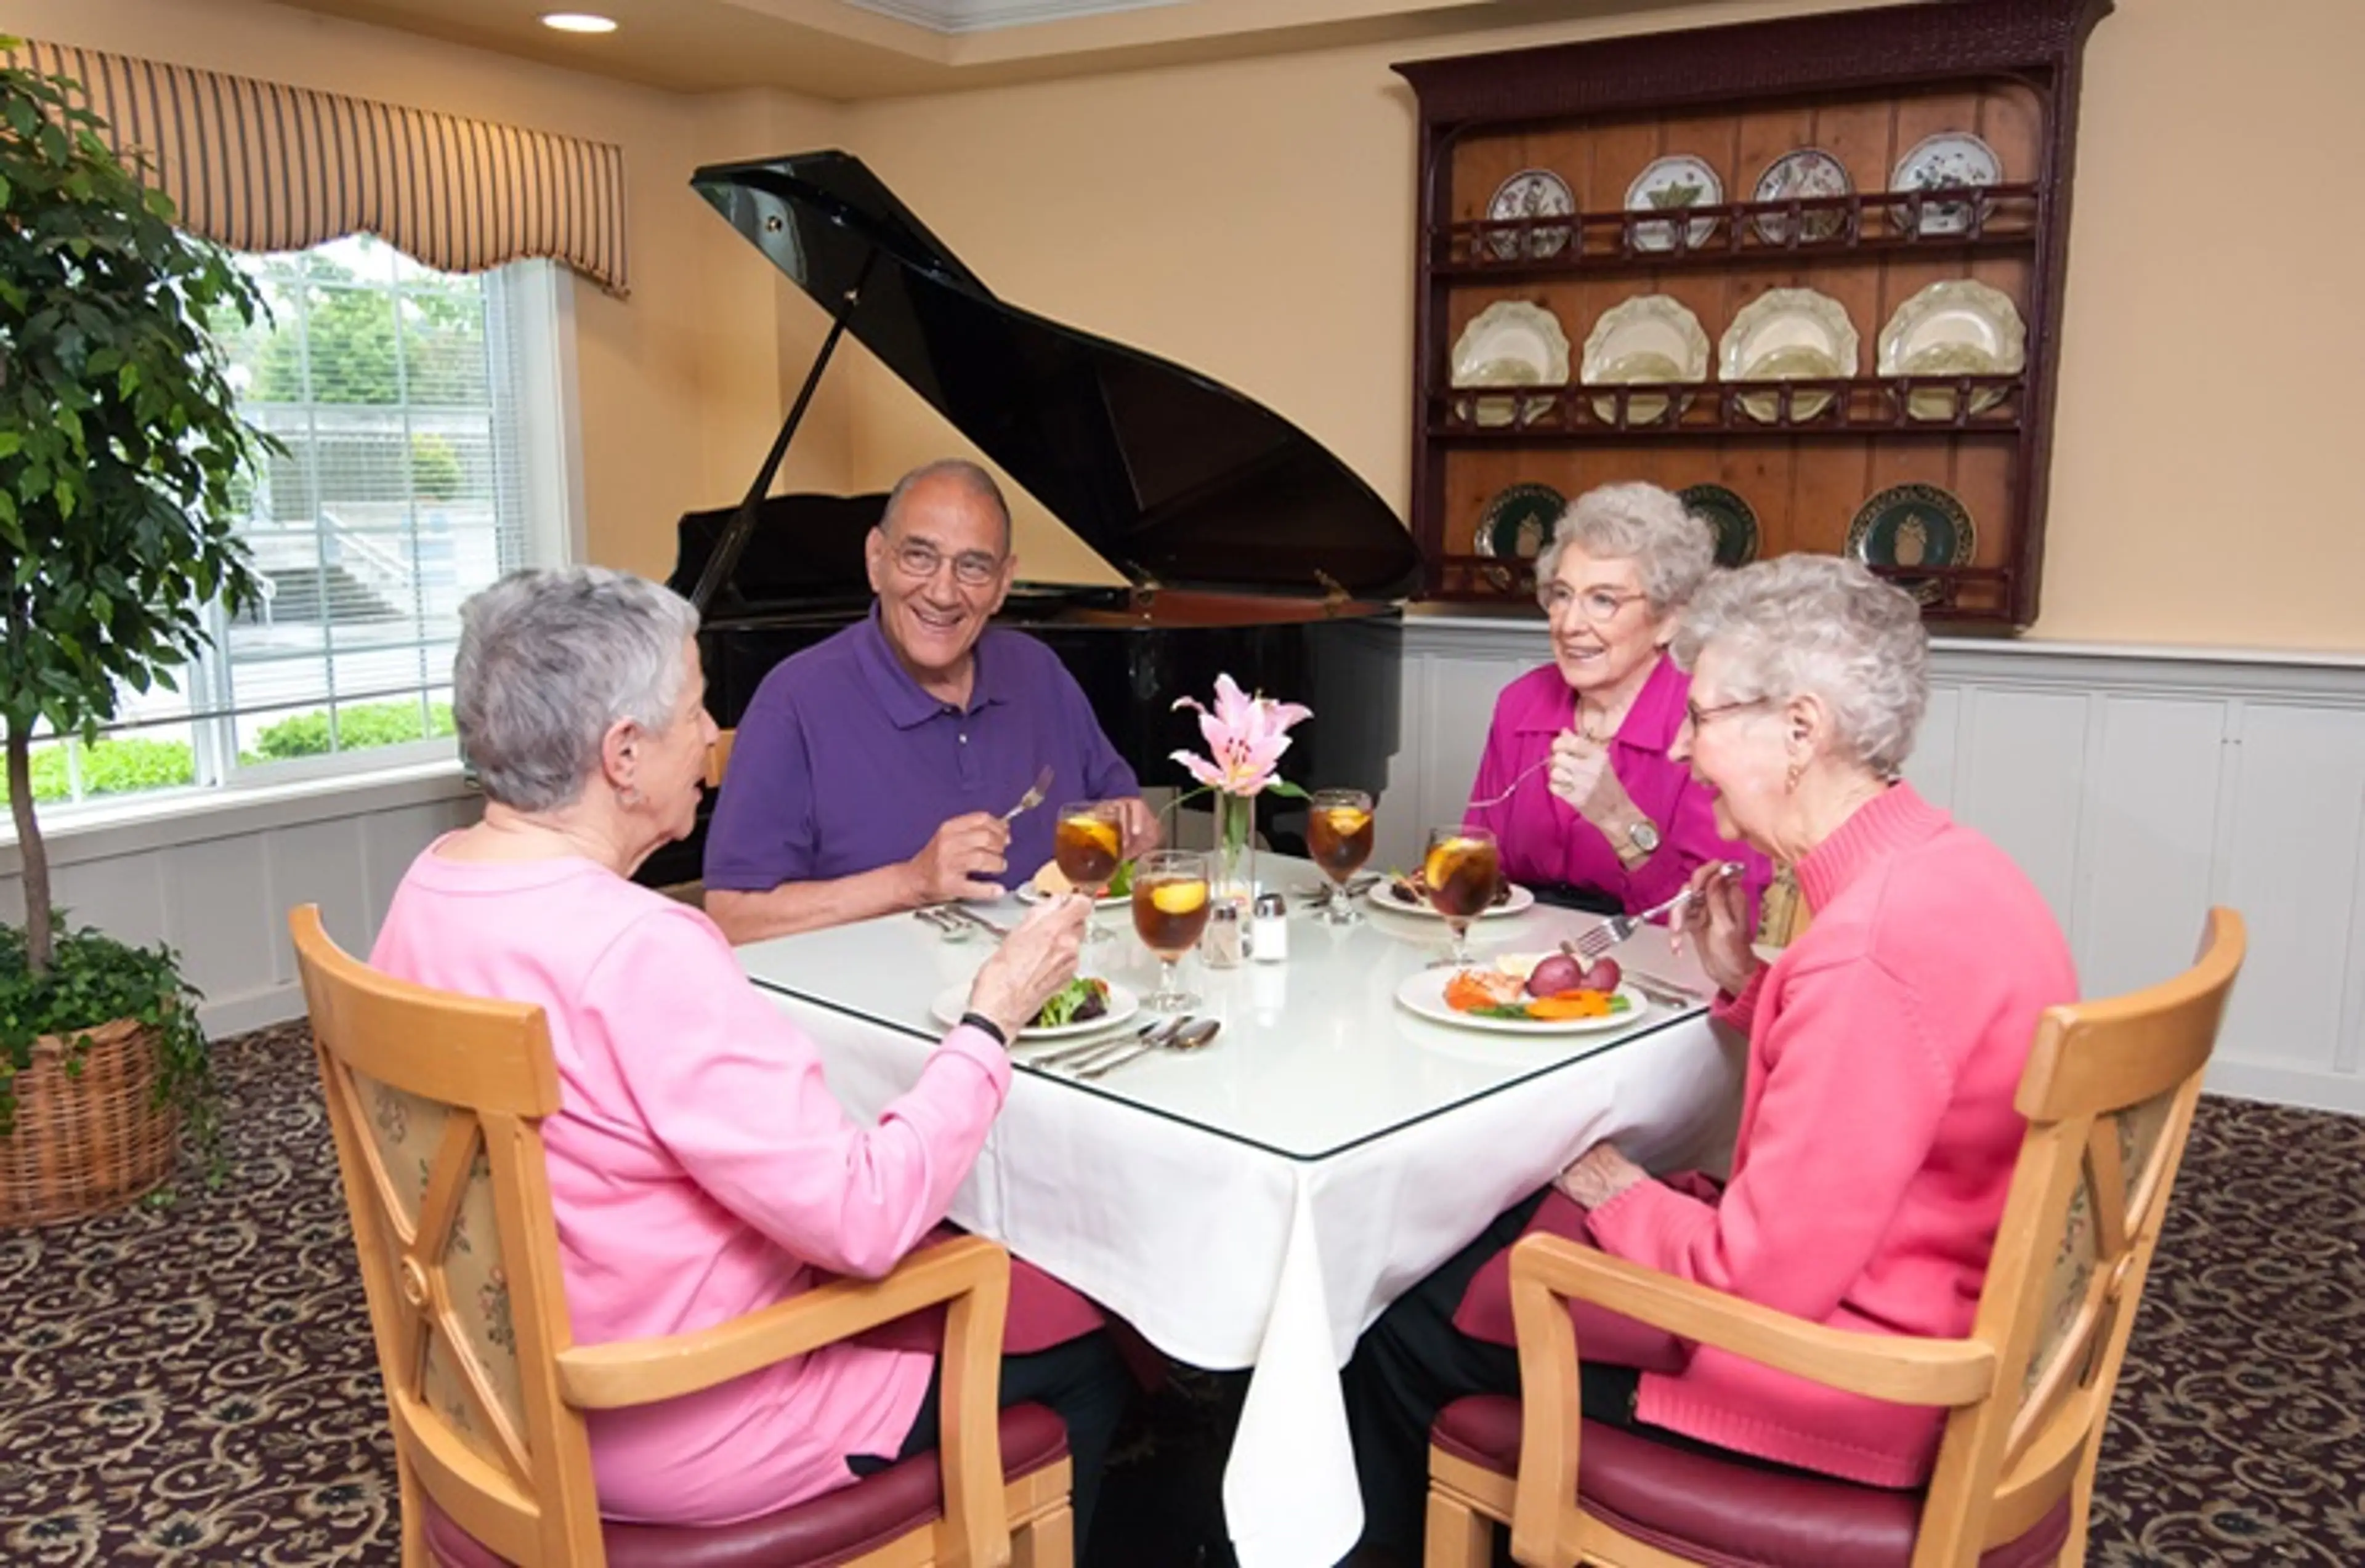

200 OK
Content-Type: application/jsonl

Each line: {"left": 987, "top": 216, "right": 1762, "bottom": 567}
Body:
{"left": 0, "top": 767, "right": 479, "bottom": 1037}
{"left": 1388, "top": 619, "right": 2365, "bottom": 1115}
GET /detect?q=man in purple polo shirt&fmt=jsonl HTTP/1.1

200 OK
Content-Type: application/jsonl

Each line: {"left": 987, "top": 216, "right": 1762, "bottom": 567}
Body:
{"left": 704, "top": 460, "right": 1158, "bottom": 943}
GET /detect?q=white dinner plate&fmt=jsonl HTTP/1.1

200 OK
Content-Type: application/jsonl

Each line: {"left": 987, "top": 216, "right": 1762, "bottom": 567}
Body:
{"left": 1394, "top": 969, "right": 1649, "bottom": 1035}
{"left": 1367, "top": 879, "right": 1537, "bottom": 920}
{"left": 931, "top": 981, "right": 1140, "bottom": 1042}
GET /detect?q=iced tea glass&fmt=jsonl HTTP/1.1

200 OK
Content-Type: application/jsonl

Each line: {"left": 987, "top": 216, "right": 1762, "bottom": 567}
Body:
{"left": 1307, "top": 788, "right": 1375, "bottom": 925}
{"left": 1421, "top": 826, "right": 1501, "bottom": 968}
{"left": 1131, "top": 849, "right": 1211, "bottom": 1011}
{"left": 1054, "top": 799, "right": 1126, "bottom": 942}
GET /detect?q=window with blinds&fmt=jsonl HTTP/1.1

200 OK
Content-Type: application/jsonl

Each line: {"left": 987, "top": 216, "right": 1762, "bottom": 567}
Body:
{"left": 9, "top": 237, "right": 569, "bottom": 810}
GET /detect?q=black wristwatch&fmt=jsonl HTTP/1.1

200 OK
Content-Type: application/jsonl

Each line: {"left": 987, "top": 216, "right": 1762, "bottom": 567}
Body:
{"left": 958, "top": 1011, "right": 1009, "bottom": 1046}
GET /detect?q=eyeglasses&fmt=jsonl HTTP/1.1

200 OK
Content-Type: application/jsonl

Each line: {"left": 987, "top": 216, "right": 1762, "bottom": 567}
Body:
{"left": 1684, "top": 696, "right": 1772, "bottom": 731}
{"left": 889, "top": 538, "right": 1004, "bottom": 589}
{"left": 1540, "top": 583, "right": 1649, "bottom": 624}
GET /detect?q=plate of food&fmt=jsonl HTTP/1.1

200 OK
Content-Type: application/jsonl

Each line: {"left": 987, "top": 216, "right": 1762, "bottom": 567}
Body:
{"left": 1395, "top": 959, "right": 1646, "bottom": 1035}
{"left": 1019, "top": 859, "right": 1134, "bottom": 908}
{"left": 931, "top": 976, "right": 1139, "bottom": 1042}
{"left": 1368, "top": 873, "right": 1535, "bottom": 920}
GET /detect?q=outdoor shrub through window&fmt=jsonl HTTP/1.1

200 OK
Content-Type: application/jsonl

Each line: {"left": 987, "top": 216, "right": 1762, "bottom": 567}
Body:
{"left": 3, "top": 237, "right": 562, "bottom": 810}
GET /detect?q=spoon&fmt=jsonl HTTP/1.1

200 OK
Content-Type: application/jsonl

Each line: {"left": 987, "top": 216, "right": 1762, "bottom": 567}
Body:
{"left": 1002, "top": 764, "right": 1056, "bottom": 822}
{"left": 1026, "top": 1016, "right": 1185, "bottom": 1069}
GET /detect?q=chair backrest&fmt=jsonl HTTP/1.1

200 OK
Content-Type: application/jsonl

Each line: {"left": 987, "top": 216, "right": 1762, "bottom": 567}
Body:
{"left": 1915, "top": 908, "right": 2246, "bottom": 1561}
{"left": 290, "top": 905, "right": 608, "bottom": 1567}
{"left": 1753, "top": 864, "right": 1811, "bottom": 950}
{"left": 705, "top": 727, "right": 737, "bottom": 791}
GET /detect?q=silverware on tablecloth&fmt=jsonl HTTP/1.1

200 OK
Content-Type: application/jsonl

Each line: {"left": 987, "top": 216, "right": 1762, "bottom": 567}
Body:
{"left": 1001, "top": 764, "right": 1056, "bottom": 822}
{"left": 1620, "top": 967, "right": 1707, "bottom": 1004}
{"left": 914, "top": 907, "right": 975, "bottom": 943}
{"left": 1566, "top": 860, "right": 1744, "bottom": 959}
{"left": 939, "top": 903, "right": 1013, "bottom": 939}
{"left": 1073, "top": 1017, "right": 1221, "bottom": 1080}
{"left": 1026, "top": 1016, "right": 1186, "bottom": 1070}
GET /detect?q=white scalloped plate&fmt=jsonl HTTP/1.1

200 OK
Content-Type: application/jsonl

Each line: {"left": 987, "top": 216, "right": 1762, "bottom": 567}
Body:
{"left": 1451, "top": 301, "right": 1570, "bottom": 427}
{"left": 1878, "top": 279, "right": 2026, "bottom": 420}
{"left": 1720, "top": 288, "right": 1859, "bottom": 422}
{"left": 1580, "top": 295, "right": 1708, "bottom": 425}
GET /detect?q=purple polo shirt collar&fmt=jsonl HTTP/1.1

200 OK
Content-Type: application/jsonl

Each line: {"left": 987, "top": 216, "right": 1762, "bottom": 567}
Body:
{"left": 852, "top": 605, "right": 1011, "bottom": 726}
{"left": 1511, "top": 652, "right": 1687, "bottom": 750}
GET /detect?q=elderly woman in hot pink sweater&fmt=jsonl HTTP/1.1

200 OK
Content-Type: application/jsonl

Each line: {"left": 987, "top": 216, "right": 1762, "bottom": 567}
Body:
{"left": 1345, "top": 556, "right": 2077, "bottom": 1559}
{"left": 370, "top": 567, "right": 1128, "bottom": 1551}
{"left": 1464, "top": 482, "right": 1766, "bottom": 918}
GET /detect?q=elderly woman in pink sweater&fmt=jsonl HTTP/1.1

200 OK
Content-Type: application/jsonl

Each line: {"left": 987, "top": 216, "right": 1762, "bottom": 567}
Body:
{"left": 1463, "top": 482, "right": 1766, "bottom": 918}
{"left": 1344, "top": 556, "right": 2077, "bottom": 1559}
{"left": 370, "top": 567, "right": 1128, "bottom": 1552}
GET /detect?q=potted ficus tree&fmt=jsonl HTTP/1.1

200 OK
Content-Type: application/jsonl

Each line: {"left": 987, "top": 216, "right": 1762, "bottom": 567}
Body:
{"left": 0, "top": 46, "right": 269, "bottom": 1222}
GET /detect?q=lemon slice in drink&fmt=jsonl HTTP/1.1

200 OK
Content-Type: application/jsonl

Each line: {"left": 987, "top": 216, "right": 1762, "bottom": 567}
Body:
{"left": 1424, "top": 837, "right": 1487, "bottom": 891}
{"left": 1150, "top": 879, "right": 1208, "bottom": 916}
{"left": 1066, "top": 815, "right": 1122, "bottom": 861}
{"left": 1326, "top": 807, "right": 1373, "bottom": 837}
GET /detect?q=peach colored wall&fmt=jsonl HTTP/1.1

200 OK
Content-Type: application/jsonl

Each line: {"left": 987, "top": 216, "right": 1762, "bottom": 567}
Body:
{"left": 0, "top": 0, "right": 852, "bottom": 580}
{"left": 841, "top": 0, "right": 2365, "bottom": 651}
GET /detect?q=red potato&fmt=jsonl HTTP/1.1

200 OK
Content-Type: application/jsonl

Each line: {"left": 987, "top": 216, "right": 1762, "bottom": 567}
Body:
{"left": 1580, "top": 956, "right": 1622, "bottom": 993}
{"left": 1525, "top": 953, "right": 1585, "bottom": 998}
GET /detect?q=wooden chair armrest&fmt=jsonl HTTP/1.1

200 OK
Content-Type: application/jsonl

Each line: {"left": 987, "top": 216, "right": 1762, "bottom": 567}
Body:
{"left": 559, "top": 1234, "right": 1014, "bottom": 1568}
{"left": 1506, "top": 1233, "right": 1998, "bottom": 1568}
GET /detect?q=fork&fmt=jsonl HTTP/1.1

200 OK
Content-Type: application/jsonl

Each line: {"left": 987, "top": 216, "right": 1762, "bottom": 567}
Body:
{"left": 1072, "top": 1017, "right": 1221, "bottom": 1080}
{"left": 1029, "top": 1016, "right": 1187, "bottom": 1070}
{"left": 1467, "top": 756, "right": 1551, "bottom": 811}
{"left": 1565, "top": 861, "right": 1744, "bottom": 958}
{"left": 1001, "top": 764, "right": 1056, "bottom": 822}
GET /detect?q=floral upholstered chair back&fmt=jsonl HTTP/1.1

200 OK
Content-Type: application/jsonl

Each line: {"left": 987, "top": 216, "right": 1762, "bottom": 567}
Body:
{"left": 289, "top": 907, "right": 598, "bottom": 1566}
{"left": 1930, "top": 910, "right": 2244, "bottom": 1553}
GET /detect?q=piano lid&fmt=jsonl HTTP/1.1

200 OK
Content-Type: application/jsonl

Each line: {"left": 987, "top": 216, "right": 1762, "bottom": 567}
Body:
{"left": 691, "top": 150, "right": 1422, "bottom": 602}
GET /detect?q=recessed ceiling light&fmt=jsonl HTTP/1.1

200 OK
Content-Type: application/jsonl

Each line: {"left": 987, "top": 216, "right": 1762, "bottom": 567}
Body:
{"left": 540, "top": 12, "right": 618, "bottom": 33}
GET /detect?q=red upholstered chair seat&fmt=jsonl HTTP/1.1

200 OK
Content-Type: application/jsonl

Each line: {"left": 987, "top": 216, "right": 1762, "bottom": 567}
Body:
{"left": 1431, "top": 1395, "right": 2071, "bottom": 1568}
{"left": 421, "top": 1404, "right": 1070, "bottom": 1568}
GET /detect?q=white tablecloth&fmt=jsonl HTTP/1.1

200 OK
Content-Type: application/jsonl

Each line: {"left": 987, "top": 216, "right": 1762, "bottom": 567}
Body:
{"left": 739, "top": 868, "right": 1740, "bottom": 1567}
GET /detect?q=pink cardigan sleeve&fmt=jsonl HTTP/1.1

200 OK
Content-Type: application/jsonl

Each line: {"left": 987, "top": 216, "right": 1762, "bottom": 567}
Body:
{"left": 1585, "top": 952, "right": 1955, "bottom": 1323}
{"left": 581, "top": 905, "right": 1012, "bottom": 1280}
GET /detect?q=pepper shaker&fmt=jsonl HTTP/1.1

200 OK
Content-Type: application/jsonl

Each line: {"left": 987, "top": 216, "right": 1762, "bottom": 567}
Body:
{"left": 1251, "top": 891, "right": 1290, "bottom": 963}
{"left": 1203, "top": 900, "right": 1245, "bottom": 968}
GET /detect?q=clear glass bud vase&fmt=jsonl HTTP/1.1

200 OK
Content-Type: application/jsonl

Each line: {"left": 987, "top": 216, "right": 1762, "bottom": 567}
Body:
{"left": 1212, "top": 791, "right": 1258, "bottom": 921}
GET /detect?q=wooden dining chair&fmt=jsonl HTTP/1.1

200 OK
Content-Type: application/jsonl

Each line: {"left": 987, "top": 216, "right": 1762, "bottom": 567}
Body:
{"left": 1752, "top": 865, "right": 1811, "bottom": 950}
{"left": 289, "top": 904, "right": 1073, "bottom": 1568}
{"left": 1426, "top": 907, "right": 2246, "bottom": 1568}
{"left": 706, "top": 726, "right": 737, "bottom": 790}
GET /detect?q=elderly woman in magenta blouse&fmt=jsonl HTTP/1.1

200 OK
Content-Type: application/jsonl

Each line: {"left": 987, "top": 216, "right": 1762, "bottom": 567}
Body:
{"left": 1465, "top": 481, "right": 1767, "bottom": 917}
{"left": 368, "top": 568, "right": 1129, "bottom": 1553}
{"left": 1344, "top": 557, "right": 2079, "bottom": 1560}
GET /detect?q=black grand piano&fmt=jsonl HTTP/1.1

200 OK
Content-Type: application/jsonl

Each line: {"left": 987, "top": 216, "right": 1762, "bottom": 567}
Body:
{"left": 642, "top": 151, "right": 1421, "bottom": 889}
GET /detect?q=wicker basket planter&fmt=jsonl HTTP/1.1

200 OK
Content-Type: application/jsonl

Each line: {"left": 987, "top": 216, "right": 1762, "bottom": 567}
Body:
{"left": 0, "top": 1017, "right": 180, "bottom": 1227}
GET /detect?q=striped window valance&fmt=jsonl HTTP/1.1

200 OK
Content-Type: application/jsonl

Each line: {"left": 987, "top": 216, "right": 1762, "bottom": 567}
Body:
{"left": 7, "top": 38, "right": 629, "bottom": 294}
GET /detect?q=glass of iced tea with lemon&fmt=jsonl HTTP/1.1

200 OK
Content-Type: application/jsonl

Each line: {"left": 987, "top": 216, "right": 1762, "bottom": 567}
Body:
{"left": 1422, "top": 826, "right": 1501, "bottom": 966}
{"left": 1132, "top": 849, "right": 1211, "bottom": 1010}
{"left": 1054, "top": 800, "right": 1126, "bottom": 941}
{"left": 1307, "top": 788, "right": 1375, "bottom": 925}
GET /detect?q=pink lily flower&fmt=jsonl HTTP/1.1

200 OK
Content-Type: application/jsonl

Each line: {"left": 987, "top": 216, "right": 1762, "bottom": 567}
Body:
{"left": 1171, "top": 673, "right": 1313, "bottom": 798}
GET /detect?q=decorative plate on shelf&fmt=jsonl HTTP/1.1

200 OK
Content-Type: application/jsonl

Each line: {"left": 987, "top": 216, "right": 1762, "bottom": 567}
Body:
{"left": 1580, "top": 295, "right": 1709, "bottom": 426}
{"left": 1676, "top": 483, "right": 1760, "bottom": 568}
{"left": 1750, "top": 148, "right": 1853, "bottom": 244}
{"left": 1877, "top": 279, "right": 2026, "bottom": 420}
{"left": 1890, "top": 132, "right": 2001, "bottom": 237}
{"left": 1623, "top": 155, "right": 1721, "bottom": 253}
{"left": 1486, "top": 168, "right": 1577, "bottom": 261}
{"left": 1473, "top": 483, "right": 1566, "bottom": 584}
{"left": 1720, "top": 288, "right": 1859, "bottom": 422}
{"left": 1450, "top": 301, "right": 1570, "bottom": 427}
{"left": 1847, "top": 483, "right": 1976, "bottom": 605}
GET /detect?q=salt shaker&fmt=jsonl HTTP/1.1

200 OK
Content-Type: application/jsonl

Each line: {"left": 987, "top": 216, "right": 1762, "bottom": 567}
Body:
{"left": 1251, "top": 891, "right": 1290, "bottom": 963}
{"left": 1203, "top": 900, "right": 1245, "bottom": 968}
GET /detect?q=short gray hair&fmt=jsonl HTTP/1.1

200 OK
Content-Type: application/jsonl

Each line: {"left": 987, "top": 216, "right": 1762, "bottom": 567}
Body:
{"left": 881, "top": 458, "right": 1012, "bottom": 556}
{"left": 1672, "top": 554, "right": 1928, "bottom": 778}
{"left": 454, "top": 567, "right": 701, "bottom": 812}
{"left": 1534, "top": 482, "right": 1715, "bottom": 612}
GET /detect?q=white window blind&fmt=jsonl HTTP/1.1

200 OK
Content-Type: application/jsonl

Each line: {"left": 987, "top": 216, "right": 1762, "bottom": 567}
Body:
{"left": 10, "top": 238, "right": 569, "bottom": 811}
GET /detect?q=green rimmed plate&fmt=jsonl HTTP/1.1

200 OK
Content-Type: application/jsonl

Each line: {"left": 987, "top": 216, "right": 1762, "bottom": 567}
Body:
{"left": 1473, "top": 483, "right": 1566, "bottom": 591}
{"left": 1847, "top": 483, "right": 1975, "bottom": 604}
{"left": 1676, "top": 483, "right": 1760, "bottom": 568}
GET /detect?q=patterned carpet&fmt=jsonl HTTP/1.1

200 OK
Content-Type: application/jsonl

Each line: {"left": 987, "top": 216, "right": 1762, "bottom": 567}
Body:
{"left": 1, "top": 1025, "right": 2359, "bottom": 1566}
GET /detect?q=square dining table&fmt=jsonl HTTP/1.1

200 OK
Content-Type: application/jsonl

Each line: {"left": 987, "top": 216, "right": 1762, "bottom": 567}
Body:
{"left": 734, "top": 858, "right": 1742, "bottom": 1568}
